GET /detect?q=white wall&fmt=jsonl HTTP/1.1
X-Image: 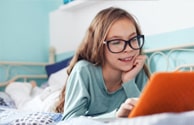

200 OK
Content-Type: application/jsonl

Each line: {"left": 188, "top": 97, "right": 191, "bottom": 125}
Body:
{"left": 50, "top": 0, "right": 194, "bottom": 54}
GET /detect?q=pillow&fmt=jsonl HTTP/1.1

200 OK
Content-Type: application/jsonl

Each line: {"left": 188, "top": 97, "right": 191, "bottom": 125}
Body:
{"left": 0, "top": 92, "right": 16, "bottom": 108}
{"left": 48, "top": 67, "right": 68, "bottom": 87}
{"left": 45, "top": 56, "right": 73, "bottom": 77}
{"left": 11, "top": 112, "right": 54, "bottom": 125}
{"left": 0, "top": 107, "right": 62, "bottom": 124}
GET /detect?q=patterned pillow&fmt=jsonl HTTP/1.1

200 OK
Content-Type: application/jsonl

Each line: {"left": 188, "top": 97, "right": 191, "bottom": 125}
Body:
{"left": 0, "top": 97, "right": 8, "bottom": 107}
{"left": 0, "top": 108, "right": 62, "bottom": 125}
{"left": 11, "top": 112, "right": 56, "bottom": 125}
{"left": 0, "top": 92, "right": 16, "bottom": 108}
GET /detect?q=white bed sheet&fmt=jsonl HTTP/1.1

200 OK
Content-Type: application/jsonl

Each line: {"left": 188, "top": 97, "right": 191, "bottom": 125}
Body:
{"left": 57, "top": 110, "right": 194, "bottom": 125}
{"left": 2, "top": 67, "right": 68, "bottom": 112}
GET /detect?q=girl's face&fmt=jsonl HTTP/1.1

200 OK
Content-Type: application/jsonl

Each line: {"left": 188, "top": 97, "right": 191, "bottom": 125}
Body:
{"left": 104, "top": 18, "right": 140, "bottom": 72}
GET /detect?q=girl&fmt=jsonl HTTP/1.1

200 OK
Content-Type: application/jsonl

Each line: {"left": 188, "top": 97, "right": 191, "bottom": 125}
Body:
{"left": 55, "top": 7, "right": 150, "bottom": 120}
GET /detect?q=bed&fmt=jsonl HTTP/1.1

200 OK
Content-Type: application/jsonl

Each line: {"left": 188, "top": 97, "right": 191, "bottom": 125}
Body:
{"left": 0, "top": 44, "right": 194, "bottom": 124}
{"left": 0, "top": 47, "right": 72, "bottom": 124}
{"left": 0, "top": 47, "right": 56, "bottom": 87}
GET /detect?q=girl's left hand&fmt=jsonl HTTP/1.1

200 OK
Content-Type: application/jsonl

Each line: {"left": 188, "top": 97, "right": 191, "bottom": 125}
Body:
{"left": 116, "top": 98, "right": 138, "bottom": 117}
{"left": 122, "top": 55, "right": 146, "bottom": 83}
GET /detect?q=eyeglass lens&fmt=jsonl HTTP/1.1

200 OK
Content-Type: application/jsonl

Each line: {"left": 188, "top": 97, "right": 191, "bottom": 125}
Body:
{"left": 107, "top": 35, "right": 144, "bottom": 53}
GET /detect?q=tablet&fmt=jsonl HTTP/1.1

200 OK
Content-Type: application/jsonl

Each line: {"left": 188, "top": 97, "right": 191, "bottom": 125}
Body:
{"left": 129, "top": 72, "right": 194, "bottom": 118}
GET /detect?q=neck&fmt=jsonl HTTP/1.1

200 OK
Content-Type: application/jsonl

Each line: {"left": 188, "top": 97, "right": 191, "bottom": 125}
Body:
{"left": 102, "top": 65, "right": 122, "bottom": 92}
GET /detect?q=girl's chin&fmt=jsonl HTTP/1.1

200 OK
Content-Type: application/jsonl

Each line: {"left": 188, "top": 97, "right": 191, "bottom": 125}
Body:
{"left": 123, "top": 66, "right": 134, "bottom": 72}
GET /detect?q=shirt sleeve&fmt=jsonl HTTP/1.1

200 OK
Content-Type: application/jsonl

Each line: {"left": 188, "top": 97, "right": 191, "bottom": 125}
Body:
{"left": 122, "top": 69, "right": 148, "bottom": 98}
{"left": 135, "top": 69, "right": 149, "bottom": 91}
{"left": 62, "top": 66, "right": 90, "bottom": 120}
{"left": 122, "top": 79, "right": 141, "bottom": 98}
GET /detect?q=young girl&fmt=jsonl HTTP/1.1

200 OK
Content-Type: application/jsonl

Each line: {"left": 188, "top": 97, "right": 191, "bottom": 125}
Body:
{"left": 55, "top": 7, "right": 150, "bottom": 120}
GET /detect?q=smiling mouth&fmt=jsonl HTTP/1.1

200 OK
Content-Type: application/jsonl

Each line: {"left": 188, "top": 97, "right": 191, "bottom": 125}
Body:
{"left": 119, "top": 56, "right": 134, "bottom": 62}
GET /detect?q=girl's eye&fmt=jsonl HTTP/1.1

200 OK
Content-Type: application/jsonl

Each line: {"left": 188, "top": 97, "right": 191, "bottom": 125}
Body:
{"left": 110, "top": 40, "right": 122, "bottom": 45}
{"left": 131, "top": 37, "right": 138, "bottom": 42}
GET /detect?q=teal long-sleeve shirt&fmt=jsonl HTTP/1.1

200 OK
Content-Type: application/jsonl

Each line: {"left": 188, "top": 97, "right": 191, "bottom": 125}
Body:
{"left": 63, "top": 60, "right": 148, "bottom": 120}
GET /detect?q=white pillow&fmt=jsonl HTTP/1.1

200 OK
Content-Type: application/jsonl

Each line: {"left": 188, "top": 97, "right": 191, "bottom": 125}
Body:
{"left": 48, "top": 67, "right": 68, "bottom": 88}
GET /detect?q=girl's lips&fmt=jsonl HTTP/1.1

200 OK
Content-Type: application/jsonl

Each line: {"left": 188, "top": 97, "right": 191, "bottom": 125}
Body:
{"left": 119, "top": 56, "right": 134, "bottom": 62}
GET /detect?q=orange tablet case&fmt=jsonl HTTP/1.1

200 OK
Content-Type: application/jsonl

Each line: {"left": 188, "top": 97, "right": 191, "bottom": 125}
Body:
{"left": 129, "top": 72, "right": 194, "bottom": 118}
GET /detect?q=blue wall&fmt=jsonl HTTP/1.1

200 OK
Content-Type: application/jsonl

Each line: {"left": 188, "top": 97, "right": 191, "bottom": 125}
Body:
{"left": 145, "top": 27, "right": 194, "bottom": 50}
{"left": 0, "top": 0, "right": 62, "bottom": 62}
{"left": 0, "top": 0, "right": 62, "bottom": 86}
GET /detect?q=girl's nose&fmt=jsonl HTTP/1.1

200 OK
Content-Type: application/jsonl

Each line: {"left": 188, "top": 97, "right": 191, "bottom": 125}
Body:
{"left": 124, "top": 44, "right": 133, "bottom": 52}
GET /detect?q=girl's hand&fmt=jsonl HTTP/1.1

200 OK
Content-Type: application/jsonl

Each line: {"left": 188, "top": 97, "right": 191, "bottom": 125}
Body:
{"left": 116, "top": 98, "right": 138, "bottom": 117}
{"left": 122, "top": 55, "right": 146, "bottom": 83}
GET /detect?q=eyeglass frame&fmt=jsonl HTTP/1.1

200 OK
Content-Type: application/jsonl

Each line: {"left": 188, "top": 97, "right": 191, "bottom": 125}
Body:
{"left": 103, "top": 35, "right": 144, "bottom": 53}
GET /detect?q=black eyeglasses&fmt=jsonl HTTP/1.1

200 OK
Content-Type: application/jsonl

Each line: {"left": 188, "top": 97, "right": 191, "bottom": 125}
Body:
{"left": 103, "top": 35, "right": 144, "bottom": 53}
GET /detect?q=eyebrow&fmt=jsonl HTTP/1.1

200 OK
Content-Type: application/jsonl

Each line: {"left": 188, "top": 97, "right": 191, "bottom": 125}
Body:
{"left": 107, "top": 32, "right": 137, "bottom": 40}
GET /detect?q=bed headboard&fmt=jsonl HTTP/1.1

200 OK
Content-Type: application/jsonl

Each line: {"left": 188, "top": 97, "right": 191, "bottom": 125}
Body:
{"left": 1, "top": 44, "right": 193, "bottom": 87}
{"left": 0, "top": 47, "right": 56, "bottom": 87}
{"left": 145, "top": 43, "right": 194, "bottom": 74}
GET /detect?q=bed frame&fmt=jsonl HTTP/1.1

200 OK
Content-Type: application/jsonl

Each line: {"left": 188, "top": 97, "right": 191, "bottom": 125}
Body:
{"left": 0, "top": 47, "right": 56, "bottom": 87}
{"left": 145, "top": 43, "right": 194, "bottom": 74}
{"left": 0, "top": 44, "right": 193, "bottom": 87}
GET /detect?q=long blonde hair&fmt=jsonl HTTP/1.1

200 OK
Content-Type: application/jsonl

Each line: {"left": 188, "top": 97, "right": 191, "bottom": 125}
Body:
{"left": 55, "top": 7, "right": 150, "bottom": 113}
